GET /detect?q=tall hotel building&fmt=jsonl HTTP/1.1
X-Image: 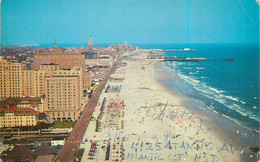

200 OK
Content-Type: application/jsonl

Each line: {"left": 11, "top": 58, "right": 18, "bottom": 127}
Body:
{"left": 45, "top": 75, "right": 81, "bottom": 121}
{"left": 0, "top": 59, "right": 85, "bottom": 121}
{"left": 33, "top": 44, "right": 91, "bottom": 89}
{"left": 0, "top": 58, "right": 25, "bottom": 98}
{"left": 42, "top": 64, "right": 84, "bottom": 121}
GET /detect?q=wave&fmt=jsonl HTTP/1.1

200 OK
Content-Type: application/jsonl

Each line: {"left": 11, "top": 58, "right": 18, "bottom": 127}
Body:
{"left": 214, "top": 98, "right": 259, "bottom": 122}
{"left": 194, "top": 84, "right": 226, "bottom": 101}
{"left": 178, "top": 73, "right": 188, "bottom": 79}
{"left": 208, "top": 87, "right": 224, "bottom": 94}
{"left": 176, "top": 74, "right": 247, "bottom": 122}
{"left": 221, "top": 113, "right": 260, "bottom": 134}
{"left": 178, "top": 74, "right": 258, "bottom": 123}
{"left": 201, "top": 77, "right": 207, "bottom": 79}
{"left": 224, "top": 95, "right": 240, "bottom": 102}
{"left": 202, "top": 84, "right": 224, "bottom": 94}
{"left": 178, "top": 73, "right": 200, "bottom": 84}
{"left": 231, "top": 107, "right": 247, "bottom": 117}
{"left": 207, "top": 105, "right": 214, "bottom": 110}
{"left": 165, "top": 63, "right": 177, "bottom": 72}
{"left": 188, "top": 77, "right": 200, "bottom": 84}
{"left": 240, "top": 101, "right": 247, "bottom": 105}
{"left": 195, "top": 67, "right": 205, "bottom": 70}
{"left": 221, "top": 114, "right": 249, "bottom": 130}
{"left": 194, "top": 87, "right": 212, "bottom": 98}
{"left": 207, "top": 105, "right": 218, "bottom": 114}
{"left": 222, "top": 114, "right": 238, "bottom": 123}
{"left": 189, "top": 72, "right": 197, "bottom": 75}
{"left": 184, "top": 67, "right": 191, "bottom": 70}
{"left": 214, "top": 98, "right": 245, "bottom": 115}
{"left": 232, "top": 103, "right": 241, "bottom": 110}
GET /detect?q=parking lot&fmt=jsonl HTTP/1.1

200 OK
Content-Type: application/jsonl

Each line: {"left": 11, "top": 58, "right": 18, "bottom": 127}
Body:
{"left": 1, "top": 142, "right": 59, "bottom": 162}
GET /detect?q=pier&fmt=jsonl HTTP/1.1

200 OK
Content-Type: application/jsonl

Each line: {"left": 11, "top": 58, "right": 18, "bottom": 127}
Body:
{"left": 145, "top": 56, "right": 234, "bottom": 62}
{"left": 163, "top": 48, "right": 195, "bottom": 52}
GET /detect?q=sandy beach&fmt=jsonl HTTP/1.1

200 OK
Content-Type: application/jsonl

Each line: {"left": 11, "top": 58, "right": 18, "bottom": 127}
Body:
{"left": 79, "top": 52, "right": 253, "bottom": 162}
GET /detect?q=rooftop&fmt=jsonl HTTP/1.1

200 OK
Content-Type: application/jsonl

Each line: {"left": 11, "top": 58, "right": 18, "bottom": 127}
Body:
{"left": 0, "top": 106, "right": 38, "bottom": 115}
{"left": 15, "top": 107, "right": 38, "bottom": 115}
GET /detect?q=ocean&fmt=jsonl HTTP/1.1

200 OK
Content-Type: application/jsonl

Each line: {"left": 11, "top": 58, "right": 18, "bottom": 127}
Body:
{"left": 140, "top": 43, "right": 259, "bottom": 135}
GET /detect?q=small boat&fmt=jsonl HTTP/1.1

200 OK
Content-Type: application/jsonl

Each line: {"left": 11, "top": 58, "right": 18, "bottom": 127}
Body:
{"left": 199, "top": 107, "right": 205, "bottom": 110}
{"left": 241, "top": 133, "right": 247, "bottom": 136}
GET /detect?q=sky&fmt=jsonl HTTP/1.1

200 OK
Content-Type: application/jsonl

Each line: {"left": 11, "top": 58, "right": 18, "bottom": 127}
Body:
{"left": 1, "top": 0, "right": 259, "bottom": 45}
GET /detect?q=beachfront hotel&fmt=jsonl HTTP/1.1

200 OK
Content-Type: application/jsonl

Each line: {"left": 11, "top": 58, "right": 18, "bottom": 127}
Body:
{"left": 0, "top": 57, "right": 87, "bottom": 121}
{"left": 0, "top": 58, "right": 86, "bottom": 98}
{"left": 40, "top": 64, "right": 84, "bottom": 99}
{"left": 44, "top": 75, "right": 81, "bottom": 121}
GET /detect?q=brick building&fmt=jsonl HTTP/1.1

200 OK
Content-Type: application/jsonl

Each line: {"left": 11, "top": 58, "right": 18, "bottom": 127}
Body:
{"left": 33, "top": 45, "right": 91, "bottom": 89}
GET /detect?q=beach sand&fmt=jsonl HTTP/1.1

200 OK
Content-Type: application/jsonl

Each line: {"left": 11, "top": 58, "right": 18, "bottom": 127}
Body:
{"left": 80, "top": 52, "right": 249, "bottom": 162}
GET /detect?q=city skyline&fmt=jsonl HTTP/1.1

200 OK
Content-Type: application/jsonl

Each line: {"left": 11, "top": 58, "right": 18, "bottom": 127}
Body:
{"left": 1, "top": 0, "right": 259, "bottom": 45}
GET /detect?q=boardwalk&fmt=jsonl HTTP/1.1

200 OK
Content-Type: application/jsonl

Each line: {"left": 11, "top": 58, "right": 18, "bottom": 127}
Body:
{"left": 56, "top": 61, "right": 118, "bottom": 162}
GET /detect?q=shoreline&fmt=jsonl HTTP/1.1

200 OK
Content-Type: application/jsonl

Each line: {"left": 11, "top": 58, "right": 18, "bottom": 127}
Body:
{"left": 80, "top": 52, "right": 258, "bottom": 161}
{"left": 153, "top": 60, "right": 259, "bottom": 161}
{"left": 149, "top": 62, "right": 242, "bottom": 161}
{"left": 156, "top": 61, "right": 259, "bottom": 141}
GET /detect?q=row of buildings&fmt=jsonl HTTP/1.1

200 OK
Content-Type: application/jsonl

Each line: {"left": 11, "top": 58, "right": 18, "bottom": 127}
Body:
{"left": 0, "top": 39, "right": 136, "bottom": 132}
{"left": 0, "top": 43, "right": 92, "bottom": 126}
